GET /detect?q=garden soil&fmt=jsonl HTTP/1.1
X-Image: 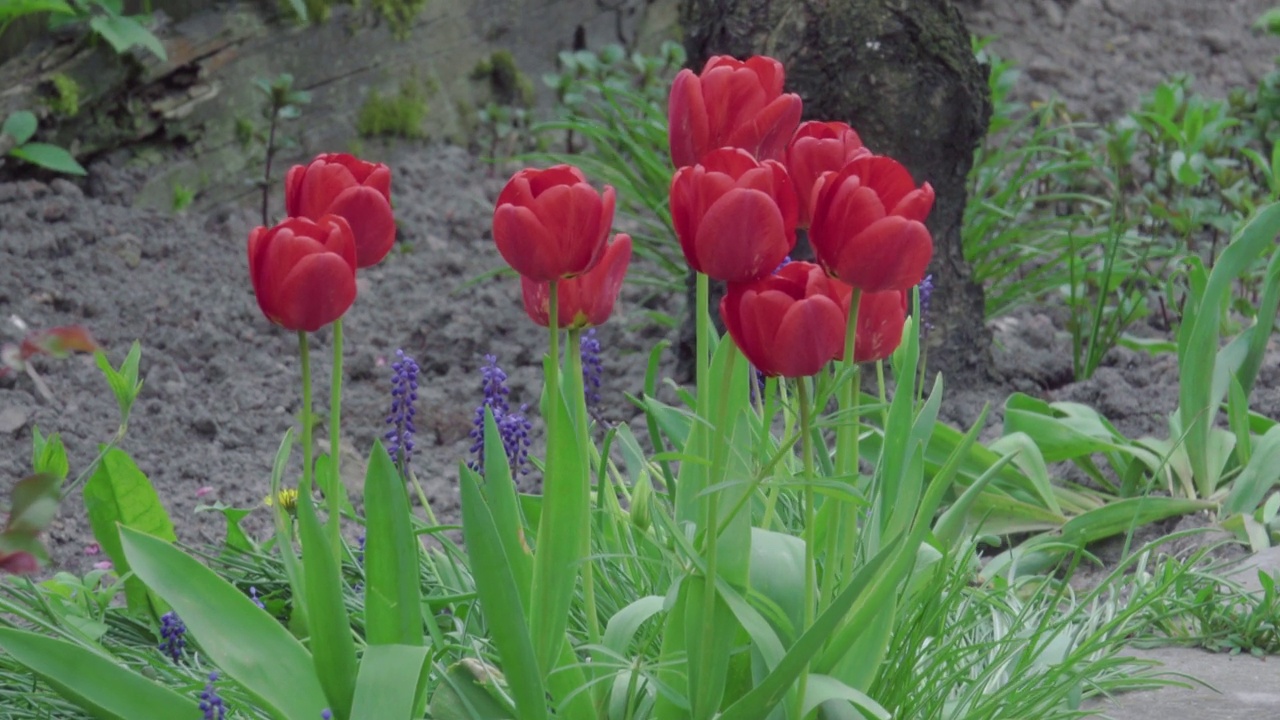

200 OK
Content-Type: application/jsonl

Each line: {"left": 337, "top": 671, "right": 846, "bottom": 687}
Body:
{"left": 1, "top": 0, "right": 1279, "bottom": 679}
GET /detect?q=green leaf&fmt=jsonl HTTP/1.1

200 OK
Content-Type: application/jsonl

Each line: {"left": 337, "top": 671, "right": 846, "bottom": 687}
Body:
{"left": 83, "top": 448, "right": 175, "bottom": 613}
{"left": 0, "top": 628, "right": 200, "bottom": 719}
{"left": 2, "top": 111, "right": 37, "bottom": 145}
{"left": 602, "top": 596, "right": 665, "bottom": 657}
{"left": 9, "top": 143, "right": 86, "bottom": 175}
{"left": 88, "top": 14, "right": 167, "bottom": 61}
{"left": 458, "top": 463, "right": 549, "bottom": 720}
{"left": 363, "top": 440, "right": 424, "bottom": 647}
{"left": 194, "top": 502, "right": 256, "bottom": 553}
{"left": 0, "top": 0, "right": 73, "bottom": 22}
{"left": 529, "top": 355, "right": 587, "bottom": 674}
{"left": 802, "top": 674, "right": 890, "bottom": 719}
{"left": 351, "top": 645, "right": 432, "bottom": 718}
{"left": 120, "top": 526, "right": 329, "bottom": 719}
{"left": 297, "top": 490, "right": 358, "bottom": 718}
{"left": 31, "top": 427, "right": 69, "bottom": 481}
{"left": 93, "top": 342, "right": 143, "bottom": 425}
{"left": 1223, "top": 426, "right": 1280, "bottom": 515}
{"left": 429, "top": 660, "right": 515, "bottom": 719}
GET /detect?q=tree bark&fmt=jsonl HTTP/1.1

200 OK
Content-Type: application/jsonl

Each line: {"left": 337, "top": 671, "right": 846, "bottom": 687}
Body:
{"left": 676, "top": 0, "right": 994, "bottom": 385}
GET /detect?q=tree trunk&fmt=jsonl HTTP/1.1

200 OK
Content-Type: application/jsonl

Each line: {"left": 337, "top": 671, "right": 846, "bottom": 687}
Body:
{"left": 676, "top": 0, "right": 993, "bottom": 385}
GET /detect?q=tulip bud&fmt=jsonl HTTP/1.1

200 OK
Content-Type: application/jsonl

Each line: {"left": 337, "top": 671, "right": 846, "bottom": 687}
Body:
{"left": 668, "top": 54, "right": 803, "bottom": 168}
{"left": 808, "top": 154, "right": 935, "bottom": 293}
{"left": 670, "top": 148, "right": 798, "bottom": 283}
{"left": 284, "top": 153, "right": 396, "bottom": 268}
{"left": 719, "top": 261, "right": 846, "bottom": 378}
{"left": 630, "top": 471, "right": 654, "bottom": 532}
{"left": 492, "top": 165, "right": 616, "bottom": 282}
{"left": 247, "top": 215, "right": 358, "bottom": 332}
{"left": 785, "top": 121, "right": 870, "bottom": 228}
{"left": 520, "top": 234, "right": 632, "bottom": 329}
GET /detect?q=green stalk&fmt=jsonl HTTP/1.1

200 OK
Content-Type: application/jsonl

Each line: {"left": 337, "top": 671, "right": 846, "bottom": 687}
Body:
{"left": 548, "top": 282, "right": 561, "bottom": 422}
{"left": 328, "top": 318, "right": 344, "bottom": 556}
{"left": 795, "top": 377, "right": 817, "bottom": 720}
{"left": 298, "top": 331, "right": 314, "bottom": 497}
{"left": 569, "top": 328, "right": 603, "bottom": 653}
{"left": 837, "top": 289, "right": 862, "bottom": 594}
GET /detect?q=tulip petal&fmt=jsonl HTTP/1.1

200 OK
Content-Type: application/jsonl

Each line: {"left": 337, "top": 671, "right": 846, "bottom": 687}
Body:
{"left": 493, "top": 204, "right": 560, "bottom": 281}
{"left": 744, "top": 55, "right": 786, "bottom": 96}
{"left": 581, "top": 234, "right": 632, "bottom": 326}
{"left": 834, "top": 216, "right": 934, "bottom": 293}
{"left": 774, "top": 296, "right": 844, "bottom": 377}
{"left": 701, "top": 65, "right": 768, "bottom": 147}
{"left": 520, "top": 276, "right": 552, "bottom": 327}
{"left": 851, "top": 155, "right": 918, "bottom": 213}
{"left": 297, "top": 161, "right": 356, "bottom": 220}
{"left": 739, "top": 288, "right": 794, "bottom": 375}
{"left": 890, "top": 184, "right": 935, "bottom": 223}
{"left": 854, "top": 290, "right": 907, "bottom": 363}
{"left": 695, "top": 188, "right": 791, "bottom": 282}
{"left": 329, "top": 186, "right": 397, "bottom": 268}
{"left": 530, "top": 183, "right": 606, "bottom": 276}
{"left": 274, "top": 253, "right": 359, "bottom": 332}
{"left": 729, "top": 92, "right": 802, "bottom": 163}
{"left": 284, "top": 164, "right": 307, "bottom": 217}
{"left": 668, "top": 70, "right": 710, "bottom": 168}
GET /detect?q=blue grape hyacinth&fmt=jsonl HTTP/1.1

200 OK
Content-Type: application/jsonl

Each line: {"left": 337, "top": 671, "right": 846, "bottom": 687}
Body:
{"left": 199, "top": 672, "right": 226, "bottom": 720}
{"left": 159, "top": 611, "right": 186, "bottom": 663}
{"left": 581, "top": 329, "right": 604, "bottom": 414}
{"left": 384, "top": 349, "right": 420, "bottom": 468}
{"left": 468, "top": 354, "right": 532, "bottom": 476}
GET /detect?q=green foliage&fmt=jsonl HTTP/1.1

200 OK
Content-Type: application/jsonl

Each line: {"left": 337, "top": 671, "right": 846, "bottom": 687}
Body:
{"left": 170, "top": 183, "right": 194, "bottom": 212}
{"left": 3, "top": 110, "right": 87, "bottom": 175}
{"left": 280, "top": 0, "right": 427, "bottom": 38}
{"left": 357, "top": 78, "right": 428, "bottom": 139}
{"left": 45, "top": 74, "right": 81, "bottom": 118}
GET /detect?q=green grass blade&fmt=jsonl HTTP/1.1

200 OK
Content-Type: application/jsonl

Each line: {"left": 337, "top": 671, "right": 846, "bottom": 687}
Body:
{"left": 482, "top": 408, "right": 534, "bottom": 610}
{"left": 363, "top": 440, "right": 425, "bottom": 647}
{"left": 297, "top": 489, "right": 358, "bottom": 719}
{"left": 119, "top": 526, "right": 329, "bottom": 719}
{"left": 0, "top": 628, "right": 201, "bottom": 719}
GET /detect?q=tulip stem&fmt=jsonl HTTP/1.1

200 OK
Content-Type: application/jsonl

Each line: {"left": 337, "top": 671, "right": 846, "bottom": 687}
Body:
{"left": 328, "top": 318, "right": 345, "bottom": 556}
{"left": 569, "top": 327, "right": 603, "bottom": 701}
{"left": 837, "top": 288, "right": 862, "bottom": 598}
{"left": 796, "top": 376, "right": 817, "bottom": 720}
{"left": 297, "top": 331, "right": 314, "bottom": 498}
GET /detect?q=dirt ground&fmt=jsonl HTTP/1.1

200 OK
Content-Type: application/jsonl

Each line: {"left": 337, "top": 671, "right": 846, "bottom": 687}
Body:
{"left": 2, "top": 0, "right": 1279, "bottom": 575}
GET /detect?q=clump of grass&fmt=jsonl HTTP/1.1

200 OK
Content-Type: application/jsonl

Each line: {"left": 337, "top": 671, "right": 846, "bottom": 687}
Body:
{"left": 44, "top": 74, "right": 80, "bottom": 118}
{"left": 356, "top": 78, "right": 428, "bottom": 139}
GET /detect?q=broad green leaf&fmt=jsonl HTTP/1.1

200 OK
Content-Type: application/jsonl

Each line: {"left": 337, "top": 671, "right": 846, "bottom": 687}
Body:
{"left": 350, "top": 644, "right": 431, "bottom": 719}
{"left": 297, "top": 491, "right": 357, "bottom": 718}
{"left": 748, "top": 528, "right": 805, "bottom": 641}
{"left": 363, "top": 440, "right": 424, "bottom": 647}
{"left": 83, "top": 448, "right": 175, "bottom": 613}
{"left": 5, "top": 473, "right": 60, "bottom": 536}
{"left": 529, "top": 355, "right": 586, "bottom": 674}
{"left": 89, "top": 14, "right": 167, "bottom": 61}
{"left": 1055, "top": 496, "right": 1214, "bottom": 548}
{"left": 481, "top": 408, "right": 533, "bottom": 610}
{"left": 2, "top": 111, "right": 37, "bottom": 145}
{"left": 9, "top": 143, "right": 86, "bottom": 175}
{"left": 1223, "top": 426, "right": 1280, "bottom": 515}
{"left": 0, "top": 0, "right": 72, "bottom": 22}
{"left": 0, "top": 628, "right": 200, "bottom": 719}
{"left": 458, "top": 464, "right": 548, "bottom": 720}
{"left": 602, "top": 596, "right": 665, "bottom": 657}
{"left": 802, "top": 674, "right": 889, "bottom": 720}
{"left": 429, "top": 660, "right": 515, "bottom": 719}
{"left": 119, "top": 527, "right": 329, "bottom": 719}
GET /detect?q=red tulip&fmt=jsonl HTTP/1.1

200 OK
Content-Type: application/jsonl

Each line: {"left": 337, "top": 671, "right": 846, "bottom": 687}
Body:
{"left": 285, "top": 153, "right": 395, "bottom": 269}
{"left": 670, "top": 148, "right": 798, "bottom": 283}
{"left": 521, "top": 234, "right": 632, "bottom": 329}
{"left": 247, "top": 216, "right": 358, "bottom": 332}
{"left": 808, "top": 155, "right": 935, "bottom": 293}
{"left": 719, "top": 261, "right": 845, "bottom": 378}
{"left": 493, "top": 165, "right": 616, "bottom": 282}
{"left": 668, "top": 54, "right": 803, "bottom": 168}
{"left": 833, "top": 286, "right": 907, "bottom": 363}
{"left": 785, "top": 121, "right": 870, "bottom": 227}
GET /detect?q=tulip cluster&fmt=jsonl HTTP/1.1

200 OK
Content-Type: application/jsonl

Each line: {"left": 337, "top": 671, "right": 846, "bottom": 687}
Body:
{"left": 666, "top": 53, "right": 935, "bottom": 378}
{"left": 247, "top": 153, "right": 397, "bottom": 332}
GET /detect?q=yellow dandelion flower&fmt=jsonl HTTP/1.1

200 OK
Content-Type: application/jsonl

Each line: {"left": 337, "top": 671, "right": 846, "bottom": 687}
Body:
{"left": 264, "top": 488, "right": 299, "bottom": 514}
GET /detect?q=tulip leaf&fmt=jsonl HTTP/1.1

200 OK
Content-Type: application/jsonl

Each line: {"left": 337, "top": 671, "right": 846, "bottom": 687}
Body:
{"left": 297, "top": 487, "right": 358, "bottom": 718}
{"left": 363, "top": 440, "right": 424, "bottom": 647}
{"left": 0, "top": 628, "right": 200, "bottom": 719}
{"left": 350, "top": 644, "right": 431, "bottom": 719}
{"left": 119, "top": 526, "right": 329, "bottom": 719}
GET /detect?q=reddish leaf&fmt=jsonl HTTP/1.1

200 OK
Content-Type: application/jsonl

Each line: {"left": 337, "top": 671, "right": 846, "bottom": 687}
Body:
{"left": 19, "top": 325, "right": 101, "bottom": 361}
{"left": 0, "top": 550, "right": 39, "bottom": 575}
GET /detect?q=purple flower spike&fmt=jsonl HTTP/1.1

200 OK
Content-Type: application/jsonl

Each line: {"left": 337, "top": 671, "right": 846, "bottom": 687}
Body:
{"left": 581, "top": 329, "right": 604, "bottom": 413}
{"left": 159, "top": 611, "right": 186, "bottom": 663}
{"left": 384, "top": 349, "right": 420, "bottom": 469}
{"left": 918, "top": 274, "right": 935, "bottom": 336}
{"left": 199, "top": 672, "right": 226, "bottom": 720}
{"left": 468, "top": 355, "right": 533, "bottom": 476}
